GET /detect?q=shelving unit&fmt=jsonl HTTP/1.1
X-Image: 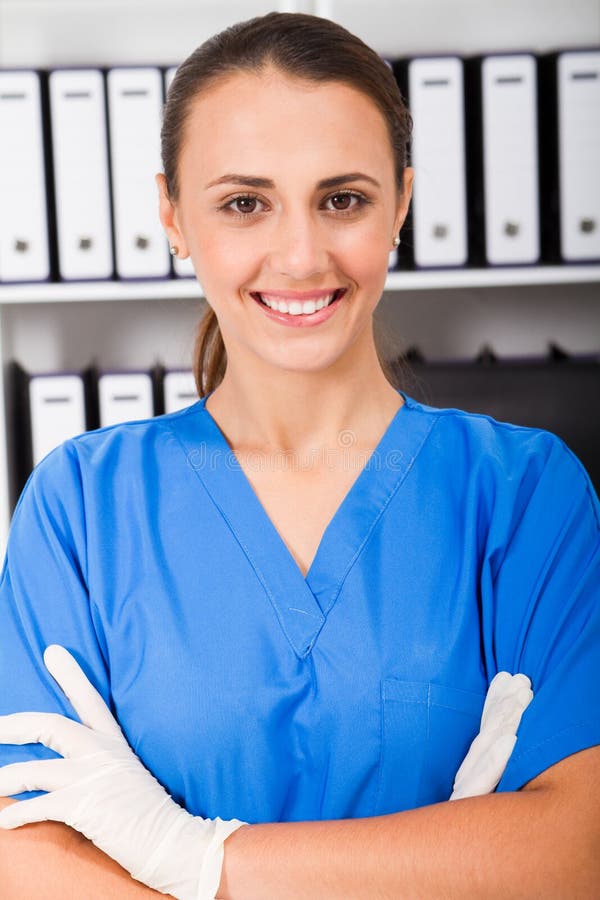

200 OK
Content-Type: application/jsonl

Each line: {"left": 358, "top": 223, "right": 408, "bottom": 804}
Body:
{"left": 1, "top": 264, "right": 600, "bottom": 304}
{"left": 1, "top": 0, "right": 599, "bottom": 557}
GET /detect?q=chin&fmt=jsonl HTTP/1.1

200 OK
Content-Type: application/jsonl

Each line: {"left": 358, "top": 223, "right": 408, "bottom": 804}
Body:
{"left": 261, "top": 350, "right": 350, "bottom": 377}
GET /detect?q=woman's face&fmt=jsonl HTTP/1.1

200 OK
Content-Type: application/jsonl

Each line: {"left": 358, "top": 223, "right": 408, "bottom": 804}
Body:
{"left": 158, "top": 66, "right": 413, "bottom": 378}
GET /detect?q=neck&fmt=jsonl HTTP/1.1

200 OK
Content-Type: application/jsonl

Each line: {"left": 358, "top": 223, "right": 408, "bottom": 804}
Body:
{"left": 204, "top": 333, "right": 404, "bottom": 454}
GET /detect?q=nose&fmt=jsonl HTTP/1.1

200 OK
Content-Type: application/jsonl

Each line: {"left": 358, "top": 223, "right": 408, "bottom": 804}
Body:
{"left": 267, "top": 209, "right": 330, "bottom": 281}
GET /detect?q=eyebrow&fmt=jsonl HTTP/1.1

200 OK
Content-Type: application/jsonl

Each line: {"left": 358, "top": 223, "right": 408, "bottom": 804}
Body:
{"left": 204, "top": 172, "right": 382, "bottom": 190}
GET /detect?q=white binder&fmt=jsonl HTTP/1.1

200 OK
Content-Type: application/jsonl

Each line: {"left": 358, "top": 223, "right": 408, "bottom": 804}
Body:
{"left": 482, "top": 54, "right": 540, "bottom": 265}
{"left": 557, "top": 51, "right": 600, "bottom": 261}
{"left": 98, "top": 372, "right": 154, "bottom": 427}
{"left": 164, "top": 66, "right": 196, "bottom": 279}
{"left": 163, "top": 370, "right": 197, "bottom": 413}
{"left": 0, "top": 70, "right": 50, "bottom": 282}
{"left": 29, "top": 374, "right": 87, "bottom": 465}
{"left": 48, "top": 69, "right": 113, "bottom": 280}
{"left": 106, "top": 67, "right": 170, "bottom": 278}
{"left": 408, "top": 57, "right": 468, "bottom": 268}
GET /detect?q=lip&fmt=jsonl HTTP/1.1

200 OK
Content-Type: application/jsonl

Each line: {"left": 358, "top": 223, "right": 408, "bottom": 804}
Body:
{"left": 250, "top": 288, "right": 347, "bottom": 328}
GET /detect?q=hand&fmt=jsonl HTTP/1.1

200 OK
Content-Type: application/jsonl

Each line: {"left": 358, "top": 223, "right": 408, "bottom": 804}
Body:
{"left": 450, "top": 671, "right": 533, "bottom": 800}
{"left": 0, "top": 645, "right": 247, "bottom": 900}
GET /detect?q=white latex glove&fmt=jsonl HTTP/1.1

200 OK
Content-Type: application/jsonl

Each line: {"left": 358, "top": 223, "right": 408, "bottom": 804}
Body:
{"left": 0, "top": 645, "right": 247, "bottom": 900}
{"left": 449, "top": 671, "right": 533, "bottom": 800}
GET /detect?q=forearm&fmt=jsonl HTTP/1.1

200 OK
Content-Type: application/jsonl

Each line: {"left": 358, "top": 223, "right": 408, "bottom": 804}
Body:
{"left": 0, "top": 799, "right": 173, "bottom": 900}
{"left": 219, "top": 785, "right": 596, "bottom": 899}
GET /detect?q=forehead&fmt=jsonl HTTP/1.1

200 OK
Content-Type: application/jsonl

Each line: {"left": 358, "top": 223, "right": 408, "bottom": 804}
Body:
{"left": 179, "top": 68, "right": 394, "bottom": 180}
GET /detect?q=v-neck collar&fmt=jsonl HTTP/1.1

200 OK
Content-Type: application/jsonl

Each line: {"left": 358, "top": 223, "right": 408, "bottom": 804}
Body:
{"left": 169, "top": 390, "right": 437, "bottom": 660}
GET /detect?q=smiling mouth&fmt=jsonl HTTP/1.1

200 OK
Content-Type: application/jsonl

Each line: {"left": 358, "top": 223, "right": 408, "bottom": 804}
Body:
{"left": 251, "top": 289, "right": 346, "bottom": 316}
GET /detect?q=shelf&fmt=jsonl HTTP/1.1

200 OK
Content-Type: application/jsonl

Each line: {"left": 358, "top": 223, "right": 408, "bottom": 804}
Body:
{"left": 385, "top": 264, "right": 600, "bottom": 290}
{"left": 0, "top": 278, "right": 205, "bottom": 304}
{"left": 0, "top": 264, "right": 599, "bottom": 304}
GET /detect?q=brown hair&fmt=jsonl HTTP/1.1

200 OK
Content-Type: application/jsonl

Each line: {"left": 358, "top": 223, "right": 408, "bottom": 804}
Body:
{"left": 160, "top": 11, "right": 413, "bottom": 397}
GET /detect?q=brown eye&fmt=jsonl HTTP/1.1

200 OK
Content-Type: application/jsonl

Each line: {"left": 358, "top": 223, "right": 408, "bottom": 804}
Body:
{"left": 234, "top": 197, "right": 258, "bottom": 213}
{"left": 330, "top": 193, "right": 353, "bottom": 211}
{"left": 325, "top": 191, "right": 370, "bottom": 214}
{"left": 220, "top": 194, "right": 267, "bottom": 219}
{"left": 220, "top": 194, "right": 267, "bottom": 218}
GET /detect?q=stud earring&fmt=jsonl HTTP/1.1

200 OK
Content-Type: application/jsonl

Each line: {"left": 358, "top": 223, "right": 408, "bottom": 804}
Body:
{"left": 169, "top": 245, "right": 179, "bottom": 257}
{"left": 392, "top": 235, "right": 401, "bottom": 248}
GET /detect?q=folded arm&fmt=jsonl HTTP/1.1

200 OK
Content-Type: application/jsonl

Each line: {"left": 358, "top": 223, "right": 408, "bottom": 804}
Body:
{"left": 0, "top": 797, "right": 171, "bottom": 900}
{"left": 219, "top": 745, "right": 600, "bottom": 900}
{"left": 0, "top": 651, "right": 535, "bottom": 899}
{"left": 3, "top": 746, "right": 597, "bottom": 900}
{"left": 0, "top": 646, "right": 594, "bottom": 898}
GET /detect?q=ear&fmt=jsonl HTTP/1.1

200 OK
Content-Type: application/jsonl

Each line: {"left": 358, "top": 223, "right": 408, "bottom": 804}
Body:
{"left": 393, "top": 166, "right": 414, "bottom": 236}
{"left": 155, "top": 173, "right": 190, "bottom": 259}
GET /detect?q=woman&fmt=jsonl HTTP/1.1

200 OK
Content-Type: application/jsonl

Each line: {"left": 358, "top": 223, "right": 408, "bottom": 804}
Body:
{"left": 0, "top": 12, "right": 598, "bottom": 899}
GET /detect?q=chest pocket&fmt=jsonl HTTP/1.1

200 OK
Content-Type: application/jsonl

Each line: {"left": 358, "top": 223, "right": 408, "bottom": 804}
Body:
{"left": 374, "top": 678, "right": 486, "bottom": 815}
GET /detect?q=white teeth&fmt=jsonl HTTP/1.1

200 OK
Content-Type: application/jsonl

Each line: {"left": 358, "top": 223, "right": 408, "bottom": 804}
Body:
{"left": 260, "top": 292, "right": 338, "bottom": 314}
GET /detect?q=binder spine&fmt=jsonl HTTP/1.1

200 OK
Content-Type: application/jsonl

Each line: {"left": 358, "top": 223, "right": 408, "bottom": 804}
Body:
{"left": 405, "top": 55, "right": 469, "bottom": 269}
{"left": 102, "top": 67, "right": 119, "bottom": 283}
{"left": 463, "top": 56, "right": 486, "bottom": 267}
{"left": 152, "top": 362, "right": 166, "bottom": 417}
{"left": 0, "top": 69, "right": 51, "bottom": 283}
{"left": 82, "top": 363, "right": 100, "bottom": 431}
{"left": 48, "top": 67, "right": 116, "bottom": 282}
{"left": 554, "top": 48, "right": 600, "bottom": 262}
{"left": 39, "top": 71, "right": 60, "bottom": 283}
{"left": 106, "top": 66, "right": 170, "bottom": 280}
{"left": 11, "top": 362, "right": 33, "bottom": 499}
{"left": 537, "top": 53, "right": 561, "bottom": 263}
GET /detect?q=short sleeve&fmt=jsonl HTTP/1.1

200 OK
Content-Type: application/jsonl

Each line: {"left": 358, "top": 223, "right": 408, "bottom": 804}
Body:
{"left": 0, "top": 441, "right": 111, "bottom": 799}
{"left": 486, "top": 433, "right": 600, "bottom": 792}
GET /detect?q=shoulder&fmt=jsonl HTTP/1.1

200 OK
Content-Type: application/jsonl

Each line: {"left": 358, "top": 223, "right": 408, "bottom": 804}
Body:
{"left": 38, "top": 400, "right": 203, "bottom": 469}
{"left": 5, "top": 402, "right": 209, "bottom": 573}
{"left": 400, "top": 391, "right": 599, "bottom": 528}
{"left": 15, "top": 401, "right": 206, "bottom": 514}
{"left": 403, "top": 390, "right": 569, "bottom": 461}
{"left": 66, "top": 401, "right": 204, "bottom": 466}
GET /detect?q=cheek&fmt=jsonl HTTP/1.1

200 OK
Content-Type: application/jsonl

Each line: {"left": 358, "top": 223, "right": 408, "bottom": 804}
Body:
{"left": 343, "top": 235, "right": 390, "bottom": 295}
{"left": 192, "top": 233, "right": 254, "bottom": 292}
{"left": 340, "top": 217, "right": 392, "bottom": 267}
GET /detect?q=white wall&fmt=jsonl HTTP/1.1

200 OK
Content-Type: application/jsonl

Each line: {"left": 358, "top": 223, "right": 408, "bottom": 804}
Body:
{"left": 315, "top": 0, "right": 600, "bottom": 58}
{"left": 1, "top": 0, "right": 598, "bottom": 67}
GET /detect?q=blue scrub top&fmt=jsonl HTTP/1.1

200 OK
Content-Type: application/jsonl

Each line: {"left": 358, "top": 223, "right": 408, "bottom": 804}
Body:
{"left": 1, "top": 391, "right": 599, "bottom": 823}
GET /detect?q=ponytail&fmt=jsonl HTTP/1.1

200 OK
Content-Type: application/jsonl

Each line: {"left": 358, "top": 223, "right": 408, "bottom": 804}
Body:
{"left": 193, "top": 305, "right": 227, "bottom": 397}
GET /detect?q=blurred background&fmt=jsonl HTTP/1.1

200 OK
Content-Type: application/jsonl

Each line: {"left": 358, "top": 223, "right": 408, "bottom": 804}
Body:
{"left": 0, "top": 0, "right": 599, "bottom": 550}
